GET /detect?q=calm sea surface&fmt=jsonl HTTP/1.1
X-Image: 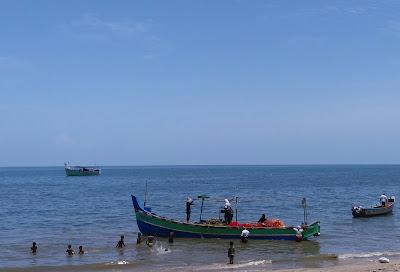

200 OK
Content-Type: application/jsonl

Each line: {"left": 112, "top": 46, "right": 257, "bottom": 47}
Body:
{"left": 1, "top": 165, "right": 400, "bottom": 271}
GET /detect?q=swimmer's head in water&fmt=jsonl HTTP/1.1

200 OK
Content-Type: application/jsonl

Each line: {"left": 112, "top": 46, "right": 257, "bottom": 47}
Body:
{"left": 68, "top": 244, "right": 72, "bottom": 249}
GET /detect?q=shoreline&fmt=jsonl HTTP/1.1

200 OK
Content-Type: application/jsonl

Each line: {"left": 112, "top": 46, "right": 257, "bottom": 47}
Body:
{"left": 2, "top": 257, "right": 400, "bottom": 272}
{"left": 273, "top": 258, "right": 400, "bottom": 272}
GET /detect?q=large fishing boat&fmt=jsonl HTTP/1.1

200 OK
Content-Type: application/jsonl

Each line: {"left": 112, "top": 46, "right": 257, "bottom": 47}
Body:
{"left": 131, "top": 195, "right": 320, "bottom": 241}
{"left": 64, "top": 163, "right": 101, "bottom": 176}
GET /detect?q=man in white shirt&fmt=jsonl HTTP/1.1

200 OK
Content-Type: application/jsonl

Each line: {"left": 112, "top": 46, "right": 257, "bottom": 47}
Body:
{"left": 224, "top": 199, "right": 231, "bottom": 209}
{"left": 224, "top": 199, "right": 233, "bottom": 224}
{"left": 380, "top": 193, "right": 388, "bottom": 207}
{"left": 241, "top": 229, "right": 250, "bottom": 243}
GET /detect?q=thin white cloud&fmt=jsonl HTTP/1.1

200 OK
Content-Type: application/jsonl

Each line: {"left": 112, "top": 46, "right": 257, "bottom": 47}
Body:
{"left": 277, "top": 4, "right": 377, "bottom": 19}
{"left": 69, "top": 14, "right": 155, "bottom": 36}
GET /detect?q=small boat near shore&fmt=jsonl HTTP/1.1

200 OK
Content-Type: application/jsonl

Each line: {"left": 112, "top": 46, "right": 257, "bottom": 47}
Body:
{"left": 131, "top": 195, "right": 320, "bottom": 241}
{"left": 64, "top": 163, "right": 101, "bottom": 176}
{"left": 352, "top": 196, "right": 395, "bottom": 218}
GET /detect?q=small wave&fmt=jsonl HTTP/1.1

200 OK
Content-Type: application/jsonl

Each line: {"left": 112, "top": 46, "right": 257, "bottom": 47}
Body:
{"left": 105, "top": 260, "right": 130, "bottom": 265}
{"left": 339, "top": 251, "right": 400, "bottom": 259}
{"left": 230, "top": 260, "right": 271, "bottom": 268}
{"left": 187, "top": 259, "right": 271, "bottom": 271}
{"left": 303, "top": 254, "right": 338, "bottom": 260}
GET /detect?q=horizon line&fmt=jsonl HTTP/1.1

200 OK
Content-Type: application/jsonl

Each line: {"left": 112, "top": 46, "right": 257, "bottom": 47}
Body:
{"left": 1, "top": 163, "right": 400, "bottom": 168}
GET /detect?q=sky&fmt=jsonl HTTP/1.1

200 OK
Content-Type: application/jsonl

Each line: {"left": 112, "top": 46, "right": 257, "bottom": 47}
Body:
{"left": 1, "top": 0, "right": 400, "bottom": 166}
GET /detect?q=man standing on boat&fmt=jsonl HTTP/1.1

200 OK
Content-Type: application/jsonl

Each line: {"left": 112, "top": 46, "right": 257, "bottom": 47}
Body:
{"left": 380, "top": 193, "right": 388, "bottom": 207}
{"left": 186, "top": 197, "right": 194, "bottom": 223}
{"left": 224, "top": 199, "right": 233, "bottom": 224}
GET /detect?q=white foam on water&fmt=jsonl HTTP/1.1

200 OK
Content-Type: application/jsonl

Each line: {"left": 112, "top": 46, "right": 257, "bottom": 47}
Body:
{"left": 153, "top": 244, "right": 172, "bottom": 255}
{"left": 105, "top": 260, "right": 130, "bottom": 265}
{"left": 186, "top": 259, "right": 271, "bottom": 271}
{"left": 339, "top": 251, "right": 400, "bottom": 260}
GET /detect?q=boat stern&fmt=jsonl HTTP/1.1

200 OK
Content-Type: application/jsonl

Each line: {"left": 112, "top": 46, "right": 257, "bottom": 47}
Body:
{"left": 302, "top": 221, "right": 320, "bottom": 239}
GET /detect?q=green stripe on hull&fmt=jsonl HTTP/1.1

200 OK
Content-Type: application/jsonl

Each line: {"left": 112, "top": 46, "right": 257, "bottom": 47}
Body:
{"left": 65, "top": 169, "right": 100, "bottom": 176}
{"left": 135, "top": 210, "right": 320, "bottom": 239}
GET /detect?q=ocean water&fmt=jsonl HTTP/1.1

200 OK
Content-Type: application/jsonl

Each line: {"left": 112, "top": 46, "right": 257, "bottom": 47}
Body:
{"left": 1, "top": 165, "right": 400, "bottom": 271}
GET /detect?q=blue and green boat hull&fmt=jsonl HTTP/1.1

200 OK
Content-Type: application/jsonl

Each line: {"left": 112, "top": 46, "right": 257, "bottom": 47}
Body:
{"left": 131, "top": 195, "right": 320, "bottom": 241}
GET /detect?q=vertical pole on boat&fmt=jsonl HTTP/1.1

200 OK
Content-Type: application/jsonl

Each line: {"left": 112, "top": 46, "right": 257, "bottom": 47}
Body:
{"left": 235, "top": 197, "right": 238, "bottom": 223}
{"left": 197, "top": 195, "right": 209, "bottom": 222}
{"left": 301, "top": 197, "right": 307, "bottom": 225}
{"left": 144, "top": 181, "right": 148, "bottom": 207}
{"left": 200, "top": 198, "right": 204, "bottom": 222}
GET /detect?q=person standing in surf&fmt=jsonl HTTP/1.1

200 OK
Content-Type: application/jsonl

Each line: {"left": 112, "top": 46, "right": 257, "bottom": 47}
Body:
{"left": 241, "top": 229, "right": 250, "bottom": 243}
{"left": 30, "top": 242, "right": 37, "bottom": 254}
{"left": 228, "top": 241, "right": 235, "bottom": 264}
{"left": 78, "top": 245, "right": 84, "bottom": 254}
{"left": 66, "top": 244, "right": 74, "bottom": 256}
{"left": 116, "top": 235, "right": 125, "bottom": 248}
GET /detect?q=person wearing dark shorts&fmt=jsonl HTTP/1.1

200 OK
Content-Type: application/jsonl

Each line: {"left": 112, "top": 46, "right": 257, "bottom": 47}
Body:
{"left": 228, "top": 241, "right": 235, "bottom": 264}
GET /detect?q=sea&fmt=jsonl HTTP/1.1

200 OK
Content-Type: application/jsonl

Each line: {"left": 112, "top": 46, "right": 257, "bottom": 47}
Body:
{"left": 1, "top": 165, "right": 400, "bottom": 271}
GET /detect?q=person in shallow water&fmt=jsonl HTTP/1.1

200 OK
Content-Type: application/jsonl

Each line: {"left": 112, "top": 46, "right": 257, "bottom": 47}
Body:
{"left": 146, "top": 236, "right": 155, "bottom": 247}
{"left": 136, "top": 233, "right": 142, "bottom": 244}
{"left": 168, "top": 232, "right": 174, "bottom": 243}
{"left": 186, "top": 197, "right": 193, "bottom": 223}
{"left": 258, "top": 213, "right": 267, "bottom": 223}
{"left": 66, "top": 244, "right": 74, "bottom": 255}
{"left": 228, "top": 241, "right": 235, "bottom": 264}
{"left": 241, "top": 229, "right": 250, "bottom": 243}
{"left": 78, "top": 245, "right": 84, "bottom": 254}
{"left": 116, "top": 235, "right": 125, "bottom": 248}
{"left": 30, "top": 242, "right": 37, "bottom": 254}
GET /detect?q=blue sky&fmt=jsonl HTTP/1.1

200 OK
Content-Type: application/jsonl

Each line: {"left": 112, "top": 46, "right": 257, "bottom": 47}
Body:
{"left": 1, "top": 0, "right": 400, "bottom": 166}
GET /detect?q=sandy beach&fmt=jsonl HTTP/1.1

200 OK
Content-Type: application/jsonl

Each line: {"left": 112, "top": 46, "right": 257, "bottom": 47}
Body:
{"left": 275, "top": 259, "right": 400, "bottom": 272}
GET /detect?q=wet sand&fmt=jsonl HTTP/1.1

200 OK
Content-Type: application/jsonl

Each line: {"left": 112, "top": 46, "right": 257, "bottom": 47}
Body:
{"left": 275, "top": 259, "right": 400, "bottom": 272}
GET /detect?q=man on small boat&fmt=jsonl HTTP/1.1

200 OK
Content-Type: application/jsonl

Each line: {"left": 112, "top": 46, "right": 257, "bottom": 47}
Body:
{"left": 186, "top": 197, "right": 194, "bottom": 223}
{"left": 380, "top": 193, "right": 388, "bottom": 207}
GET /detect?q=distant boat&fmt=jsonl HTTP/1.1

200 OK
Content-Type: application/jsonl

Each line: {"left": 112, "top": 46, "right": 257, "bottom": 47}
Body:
{"left": 131, "top": 195, "right": 320, "bottom": 241}
{"left": 352, "top": 196, "right": 395, "bottom": 218}
{"left": 64, "top": 163, "right": 101, "bottom": 176}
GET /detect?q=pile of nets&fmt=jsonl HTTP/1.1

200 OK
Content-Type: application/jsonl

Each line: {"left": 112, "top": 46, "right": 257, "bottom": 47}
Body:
{"left": 229, "top": 219, "right": 285, "bottom": 228}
